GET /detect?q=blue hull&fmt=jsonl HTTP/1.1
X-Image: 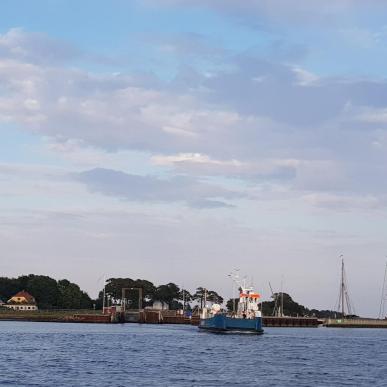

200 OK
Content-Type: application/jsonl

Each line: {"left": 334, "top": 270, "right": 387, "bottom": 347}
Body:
{"left": 199, "top": 314, "right": 264, "bottom": 334}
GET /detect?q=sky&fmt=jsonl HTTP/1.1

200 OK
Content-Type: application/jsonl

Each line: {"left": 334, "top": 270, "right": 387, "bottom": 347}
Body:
{"left": 1, "top": 0, "right": 387, "bottom": 316}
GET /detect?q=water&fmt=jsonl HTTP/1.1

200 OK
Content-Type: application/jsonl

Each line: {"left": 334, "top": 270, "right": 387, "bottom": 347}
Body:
{"left": 0, "top": 322, "right": 386, "bottom": 386}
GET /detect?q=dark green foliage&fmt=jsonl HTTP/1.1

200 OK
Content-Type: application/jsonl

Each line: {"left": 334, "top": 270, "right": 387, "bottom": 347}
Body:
{"left": 193, "top": 287, "right": 223, "bottom": 308}
{"left": 19, "top": 275, "right": 61, "bottom": 309}
{"left": 0, "top": 277, "right": 20, "bottom": 301}
{"left": 226, "top": 298, "right": 239, "bottom": 312}
{"left": 309, "top": 309, "right": 348, "bottom": 319}
{"left": 58, "top": 279, "right": 92, "bottom": 309}
{"left": 154, "top": 283, "right": 181, "bottom": 309}
{"left": 207, "top": 290, "right": 223, "bottom": 304}
{"left": 179, "top": 289, "right": 193, "bottom": 310}
{"left": 0, "top": 275, "right": 92, "bottom": 309}
{"left": 193, "top": 287, "right": 206, "bottom": 308}
{"left": 262, "top": 293, "right": 308, "bottom": 317}
{"left": 98, "top": 280, "right": 223, "bottom": 311}
{"left": 100, "top": 278, "right": 157, "bottom": 309}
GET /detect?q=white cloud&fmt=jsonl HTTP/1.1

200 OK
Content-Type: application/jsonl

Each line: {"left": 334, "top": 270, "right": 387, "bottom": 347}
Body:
{"left": 292, "top": 67, "right": 320, "bottom": 86}
{"left": 0, "top": 28, "right": 80, "bottom": 64}
{"left": 303, "top": 193, "right": 385, "bottom": 211}
{"left": 1, "top": 28, "right": 387, "bottom": 211}
{"left": 357, "top": 107, "right": 387, "bottom": 123}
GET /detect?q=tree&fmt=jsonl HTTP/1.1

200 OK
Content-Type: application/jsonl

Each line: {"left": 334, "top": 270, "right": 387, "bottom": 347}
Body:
{"left": 99, "top": 278, "right": 157, "bottom": 309}
{"left": 0, "top": 275, "right": 93, "bottom": 310}
{"left": 19, "top": 275, "right": 61, "bottom": 309}
{"left": 58, "top": 279, "right": 92, "bottom": 309}
{"left": 262, "top": 293, "right": 308, "bottom": 317}
{"left": 226, "top": 298, "right": 239, "bottom": 313}
{"left": 0, "top": 277, "right": 20, "bottom": 301}
{"left": 154, "top": 283, "right": 181, "bottom": 310}
{"left": 193, "top": 287, "right": 206, "bottom": 308}
{"left": 207, "top": 290, "right": 223, "bottom": 304}
{"left": 193, "top": 287, "right": 223, "bottom": 308}
{"left": 179, "top": 289, "right": 193, "bottom": 310}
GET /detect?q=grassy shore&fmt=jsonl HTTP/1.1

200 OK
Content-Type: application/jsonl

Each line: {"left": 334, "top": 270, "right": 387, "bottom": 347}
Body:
{"left": 0, "top": 309, "right": 103, "bottom": 322}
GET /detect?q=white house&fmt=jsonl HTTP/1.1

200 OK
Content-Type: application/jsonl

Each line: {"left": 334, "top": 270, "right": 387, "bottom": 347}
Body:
{"left": 6, "top": 290, "right": 38, "bottom": 311}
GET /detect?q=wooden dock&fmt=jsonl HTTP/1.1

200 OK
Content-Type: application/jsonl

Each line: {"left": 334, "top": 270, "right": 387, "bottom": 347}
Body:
{"left": 263, "top": 316, "right": 320, "bottom": 327}
{"left": 123, "top": 310, "right": 321, "bottom": 327}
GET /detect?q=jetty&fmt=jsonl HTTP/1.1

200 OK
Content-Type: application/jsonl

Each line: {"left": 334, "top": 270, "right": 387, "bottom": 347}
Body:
{"left": 324, "top": 318, "right": 387, "bottom": 328}
{"left": 122, "top": 310, "right": 320, "bottom": 327}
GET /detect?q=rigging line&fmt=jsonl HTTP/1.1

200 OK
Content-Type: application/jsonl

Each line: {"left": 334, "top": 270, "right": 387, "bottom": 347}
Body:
{"left": 378, "top": 262, "right": 387, "bottom": 319}
{"left": 343, "top": 268, "right": 353, "bottom": 314}
{"left": 344, "top": 290, "right": 352, "bottom": 315}
{"left": 344, "top": 277, "right": 354, "bottom": 315}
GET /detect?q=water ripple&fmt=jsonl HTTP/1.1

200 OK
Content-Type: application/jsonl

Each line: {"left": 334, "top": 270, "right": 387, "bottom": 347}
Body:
{"left": 0, "top": 322, "right": 386, "bottom": 386}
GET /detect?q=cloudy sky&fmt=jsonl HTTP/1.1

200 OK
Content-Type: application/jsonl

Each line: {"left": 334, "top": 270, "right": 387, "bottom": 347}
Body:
{"left": 1, "top": 0, "right": 387, "bottom": 316}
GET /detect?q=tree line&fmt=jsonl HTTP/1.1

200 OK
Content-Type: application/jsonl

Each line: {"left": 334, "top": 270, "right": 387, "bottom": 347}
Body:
{"left": 0, "top": 275, "right": 93, "bottom": 309}
{"left": 98, "top": 278, "right": 223, "bottom": 310}
{"left": 0, "top": 275, "right": 224, "bottom": 311}
{"left": 0, "top": 275, "right": 341, "bottom": 317}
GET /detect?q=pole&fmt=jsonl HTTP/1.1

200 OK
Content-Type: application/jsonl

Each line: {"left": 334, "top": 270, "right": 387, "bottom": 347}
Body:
{"left": 102, "top": 276, "right": 106, "bottom": 313}
{"left": 232, "top": 281, "right": 235, "bottom": 314}
{"left": 138, "top": 288, "right": 143, "bottom": 310}
{"left": 122, "top": 288, "right": 125, "bottom": 313}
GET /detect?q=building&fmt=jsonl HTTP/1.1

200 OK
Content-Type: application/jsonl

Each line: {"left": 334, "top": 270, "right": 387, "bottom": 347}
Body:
{"left": 6, "top": 290, "right": 38, "bottom": 311}
{"left": 151, "top": 301, "right": 169, "bottom": 310}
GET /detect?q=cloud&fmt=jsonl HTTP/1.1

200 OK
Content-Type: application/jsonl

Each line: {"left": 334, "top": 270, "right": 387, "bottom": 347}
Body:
{"left": 1, "top": 28, "right": 387, "bottom": 211}
{"left": 151, "top": 152, "right": 298, "bottom": 180}
{"left": 143, "top": 0, "right": 379, "bottom": 26}
{"left": 77, "top": 167, "right": 243, "bottom": 208}
{"left": 303, "top": 193, "right": 386, "bottom": 211}
{"left": 0, "top": 28, "right": 80, "bottom": 65}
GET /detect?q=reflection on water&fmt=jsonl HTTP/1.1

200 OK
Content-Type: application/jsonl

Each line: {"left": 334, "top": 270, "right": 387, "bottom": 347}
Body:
{"left": 0, "top": 322, "right": 386, "bottom": 386}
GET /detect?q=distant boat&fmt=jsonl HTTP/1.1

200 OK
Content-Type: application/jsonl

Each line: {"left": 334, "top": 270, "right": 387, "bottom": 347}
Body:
{"left": 199, "top": 285, "right": 264, "bottom": 334}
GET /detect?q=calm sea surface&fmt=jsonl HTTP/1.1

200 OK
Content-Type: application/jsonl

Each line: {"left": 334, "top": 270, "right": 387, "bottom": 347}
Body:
{"left": 0, "top": 321, "right": 386, "bottom": 386}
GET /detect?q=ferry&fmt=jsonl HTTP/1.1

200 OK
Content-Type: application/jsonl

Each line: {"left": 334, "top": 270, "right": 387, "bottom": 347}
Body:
{"left": 199, "top": 286, "right": 264, "bottom": 334}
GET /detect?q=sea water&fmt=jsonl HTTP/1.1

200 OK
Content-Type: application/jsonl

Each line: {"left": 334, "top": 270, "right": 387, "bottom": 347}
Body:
{"left": 0, "top": 321, "right": 386, "bottom": 386}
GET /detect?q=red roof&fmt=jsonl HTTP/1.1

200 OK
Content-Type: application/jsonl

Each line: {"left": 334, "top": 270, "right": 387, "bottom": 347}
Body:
{"left": 9, "top": 290, "right": 36, "bottom": 304}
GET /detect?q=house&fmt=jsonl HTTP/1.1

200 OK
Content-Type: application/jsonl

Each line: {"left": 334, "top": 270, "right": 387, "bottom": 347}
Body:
{"left": 6, "top": 290, "right": 38, "bottom": 311}
{"left": 151, "top": 300, "right": 169, "bottom": 310}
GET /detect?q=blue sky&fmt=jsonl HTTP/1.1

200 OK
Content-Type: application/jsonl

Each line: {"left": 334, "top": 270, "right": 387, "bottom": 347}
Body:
{"left": 1, "top": 0, "right": 387, "bottom": 316}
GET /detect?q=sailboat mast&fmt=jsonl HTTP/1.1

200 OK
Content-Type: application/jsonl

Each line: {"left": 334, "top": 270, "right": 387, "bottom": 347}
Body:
{"left": 378, "top": 261, "right": 387, "bottom": 319}
{"left": 341, "top": 257, "right": 345, "bottom": 317}
{"left": 282, "top": 276, "right": 285, "bottom": 317}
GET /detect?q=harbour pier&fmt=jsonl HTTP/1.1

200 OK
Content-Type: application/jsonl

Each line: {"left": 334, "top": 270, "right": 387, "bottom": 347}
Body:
{"left": 324, "top": 318, "right": 387, "bottom": 328}
{"left": 121, "top": 309, "right": 321, "bottom": 327}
